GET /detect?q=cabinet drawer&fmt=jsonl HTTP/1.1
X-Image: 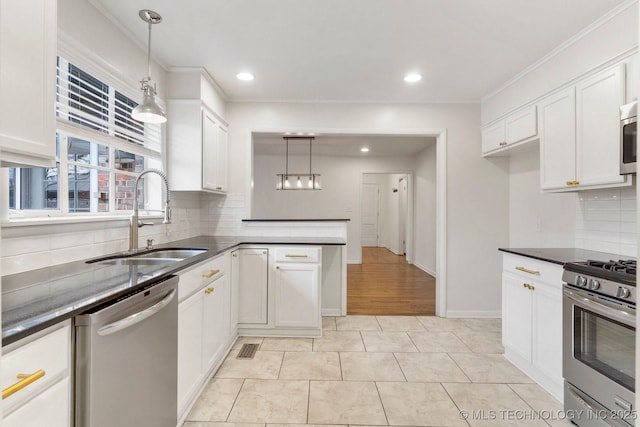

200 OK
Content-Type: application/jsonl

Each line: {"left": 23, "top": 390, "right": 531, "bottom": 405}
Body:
{"left": 2, "top": 323, "right": 70, "bottom": 409}
{"left": 502, "top": 253, "right": 563, "bottom": 287}
{"left": 179, "top": 252, "right": 230, "bottom": 301}
{"left": 274, "top": 247, "right": 321, "bottom": 263}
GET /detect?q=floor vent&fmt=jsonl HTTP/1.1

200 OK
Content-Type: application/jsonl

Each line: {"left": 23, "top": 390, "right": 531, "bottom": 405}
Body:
{"left": 236, "top": 343, "right": 259, "bottom": 359}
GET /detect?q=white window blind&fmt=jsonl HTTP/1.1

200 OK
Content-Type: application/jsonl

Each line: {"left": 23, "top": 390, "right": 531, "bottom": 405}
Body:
{"left": 55, "top": 56, "right": 162, "bottom": 154}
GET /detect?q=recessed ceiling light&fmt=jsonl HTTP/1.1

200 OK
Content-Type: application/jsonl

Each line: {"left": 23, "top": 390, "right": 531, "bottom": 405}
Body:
{"left": 361, "top": 147, "right": 370, "bottom": 152}
{"left": 236, "top": 72, "right": 254, "bottom": 81}
{"left": 404, "top": 73, "right": 422, "bottom": 83}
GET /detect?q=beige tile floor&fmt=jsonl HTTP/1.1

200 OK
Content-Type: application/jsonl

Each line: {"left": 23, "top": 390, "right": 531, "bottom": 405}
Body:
{"left": 183, "top": 315, "right": 571, "bottom": 427}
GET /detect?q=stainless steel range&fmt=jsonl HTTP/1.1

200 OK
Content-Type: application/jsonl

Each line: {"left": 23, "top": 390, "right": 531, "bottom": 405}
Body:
{"left": 563, "top": 259, "right": 636, "bottom": 427}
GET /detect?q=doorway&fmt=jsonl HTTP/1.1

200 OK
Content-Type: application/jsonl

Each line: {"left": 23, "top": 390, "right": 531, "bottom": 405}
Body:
{"left": 351, "top": 172, "right": 436, "bottom": 315}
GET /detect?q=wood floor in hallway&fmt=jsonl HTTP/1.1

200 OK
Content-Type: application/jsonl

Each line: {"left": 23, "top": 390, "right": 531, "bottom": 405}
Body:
{"left": 347, "top": 247, "right": 436, "bottom": 315}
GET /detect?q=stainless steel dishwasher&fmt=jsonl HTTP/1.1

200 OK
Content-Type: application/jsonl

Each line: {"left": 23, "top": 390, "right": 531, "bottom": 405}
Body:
{"left": 75, "top": 275, "right": 179, "bottom": 427}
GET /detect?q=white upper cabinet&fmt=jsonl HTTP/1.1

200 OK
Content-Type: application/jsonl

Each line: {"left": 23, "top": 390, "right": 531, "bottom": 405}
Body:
{"left": 539, "top": 88, "right": 576, "bottom": 190}
{"left": 482, "top": 105, "right": 537, "bottom": 156}
{"left": 0, "top": 0, "right": 57, "bottom": 167}
{"left": 167, "top": 70, "right": 228, "bottom": 193}
{"left": 539, "top": 64, "right": 630, "bottom": 192}
{"left": 167, "top": 102, "right": 228, "bottom": 193}
{"left": 575, "top": 64, "right": 626, "bottom": 188}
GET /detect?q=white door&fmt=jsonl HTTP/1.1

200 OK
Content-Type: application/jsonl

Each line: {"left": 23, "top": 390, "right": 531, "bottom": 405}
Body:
{"left": 361, "top": 183, "right": 379, "bottom": 247}
{"left": 398, "top": 177, "right": 408, "bottom": 255}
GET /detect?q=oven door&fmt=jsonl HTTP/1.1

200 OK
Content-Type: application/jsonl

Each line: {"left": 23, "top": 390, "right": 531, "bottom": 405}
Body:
{"left": 563, "top": 287, "right": 635, "bottom": 425}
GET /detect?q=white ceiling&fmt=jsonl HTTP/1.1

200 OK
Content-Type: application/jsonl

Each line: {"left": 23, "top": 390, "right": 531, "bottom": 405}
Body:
{"left": 92, "top": 0, "right": 626, "bottom": 103}
{"left": 253, "top": 133, "right": 436, "bottom": 157}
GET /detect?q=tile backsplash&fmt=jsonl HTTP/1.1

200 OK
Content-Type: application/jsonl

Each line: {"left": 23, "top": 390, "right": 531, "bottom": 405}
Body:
{"left": 1, "top": 192, "right": 209, "bottom": 276}
{"left": 575, "top": 186, "right": 637, "bottom": 257}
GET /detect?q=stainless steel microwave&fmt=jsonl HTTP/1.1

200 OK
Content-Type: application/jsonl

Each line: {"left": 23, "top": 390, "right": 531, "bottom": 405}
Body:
{"left": 620, "top": 101, "right": 637, "bottom": 175}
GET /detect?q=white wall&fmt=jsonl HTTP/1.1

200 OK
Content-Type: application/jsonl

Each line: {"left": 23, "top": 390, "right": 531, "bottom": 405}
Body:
{"left": 482, "top": 1, "right": 638, "bottom": 124}
{"left": 225, "top": 101, "right": 509, "bottom": 317}
{"left": 414, "top": 144, "right": 437, "bottom": 275}
{"left": 508, "top": 148, "right": 578, "bottom": 247}
{"left": 58, "top": 0, "right": 168, "bottom": 98}
{"left": 252, "top": 153, "right": 415, "bottom": 263}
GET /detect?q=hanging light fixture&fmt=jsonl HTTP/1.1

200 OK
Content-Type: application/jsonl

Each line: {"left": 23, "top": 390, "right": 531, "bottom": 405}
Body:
{"left": 276, "top": 136, "right": 321, "bottom": 190}
{"left": 131, "top": 9, "right": 167, "bottom": 124}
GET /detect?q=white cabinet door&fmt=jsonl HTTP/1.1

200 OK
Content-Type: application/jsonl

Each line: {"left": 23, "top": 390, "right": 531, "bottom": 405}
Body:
{"left": 481, "top": 120, "right": 506, "bottom": 153}
{"left": 576, "top": 64, "right": 626, "bottom": 188}
{"left": 502, "top": 273, "right": 532, "bottom": 363}
{"left": 202, "top": 275, "right": 228, "bottom": 370}
{"left": 177, "top": 290, "right": 204, "bottom": 415}
{"left": 230, "top": 250, "right": 240, "bottom": 333}
{"left": 506, "top": 105, "right": 537, "bottom": 144}
{"left": 237, "top": 249, "right": 269, "bottom": 325}
{"left": 274, "top": 263, "right": 320, "bottom": 328}
{"left": 531, "top": 281, "right": 563, "bottom": 382}
{"left": 4, "top": 378, "right": 70, "bottom": 427}
{"left": 539, "top": 88, "right": 576, "bottom": 191}
{"left": 0, "top": 0, "right": 56, "bottom": 167}
{"left": 216, "top": 123, "right": 229, "bottom": 192}
{"left": 202, "top": 109, "right": 219, "bottom": 191}
{"left": 202, "top": 109, "right": 228, "bottom": 192}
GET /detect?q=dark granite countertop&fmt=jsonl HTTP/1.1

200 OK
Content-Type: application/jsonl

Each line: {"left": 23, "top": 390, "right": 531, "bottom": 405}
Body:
{"left": 2, "top": 235, "right": 346, "bottom": 346}
{"left": 498, "top": 247, "right": 633, "bottom": 265}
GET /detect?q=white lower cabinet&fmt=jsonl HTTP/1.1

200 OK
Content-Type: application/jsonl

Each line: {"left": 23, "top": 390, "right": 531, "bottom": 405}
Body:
{"left": 4, "top": 377, "right": 70, "bottom": 427}
{"left": 502, "top": 253, "right": 563, "bottom": 401}
{"left": 177, "top": 253, "right": 233, "bottom": 421}
{"left": 1, "top": 322, "right": 71, "bottom": 426}
{"left": 233, "top": 248, "right": 269, "bottom": 325}
{"left": 274, "top": 262, "right": 321, "bottom": 328}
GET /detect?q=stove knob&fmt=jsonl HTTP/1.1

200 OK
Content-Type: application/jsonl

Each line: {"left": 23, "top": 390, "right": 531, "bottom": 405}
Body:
{"left": 575, "top": 276, "right": 587, "bottom": 287}
{"left": 588, "top": 279, "right": 600, "bottom": 290}
{"left": 617, "top": 287, "right": 631, "bottom": 299}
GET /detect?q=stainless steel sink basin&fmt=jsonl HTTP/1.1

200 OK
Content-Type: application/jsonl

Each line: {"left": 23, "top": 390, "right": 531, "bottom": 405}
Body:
{"left": 87, "top": 248, "right": 208, "bottom": 266}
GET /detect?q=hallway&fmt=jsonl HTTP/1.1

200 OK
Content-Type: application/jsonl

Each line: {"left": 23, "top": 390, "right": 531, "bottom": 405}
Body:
{"left": 347, "top": 247, "right": 436, "bottom": 315}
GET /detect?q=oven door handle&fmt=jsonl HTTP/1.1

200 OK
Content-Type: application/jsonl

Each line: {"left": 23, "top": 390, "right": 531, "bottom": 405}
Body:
{"left": 564, "top": 290, "right": 635, "bottom": 327}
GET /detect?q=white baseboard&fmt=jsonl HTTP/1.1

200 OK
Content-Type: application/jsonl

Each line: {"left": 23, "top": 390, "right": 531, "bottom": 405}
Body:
{"left": 322, "top": 308, "right": 342, "bottom": 316}
{"left": 413, "top": 261, "right": 436, "bottom": 277}
{"left": 444, "top": 310, "right": 502, "bottom": 318}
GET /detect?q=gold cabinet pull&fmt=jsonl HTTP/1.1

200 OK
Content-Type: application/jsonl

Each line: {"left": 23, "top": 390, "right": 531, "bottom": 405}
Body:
{"left": 202, "top": 269, "right": 220, "bottom": 278}
{"left": 499, "top": 141, "right": 508, "bottom": 146}
{"left": 216, "top": 187, "right": 222, "bottom": 190}
{"left": 276, "top": 266, "right": 280, "bottom": 270}
{"left": 530, "top": 285, "right": 535, "bottom": 291}
{"left": 285, "top": 254, "right": 308, "bottom": 258}
{"left": 573, "top": 180, "right": 579, "bottom": 185}
{"left": 566, "top": 181, "right": 573, "bottom": 186}
{"left": 515, "top": 266, "right": 540, "bottom": 275}
{"left": 232, "top": 253, "right": 238, "bottom": 258}
{"left": 3, "top": 369, "right": 45, "bottom": 399}
{"left": 205, "top": 287, "right": 214, "bottom": 294}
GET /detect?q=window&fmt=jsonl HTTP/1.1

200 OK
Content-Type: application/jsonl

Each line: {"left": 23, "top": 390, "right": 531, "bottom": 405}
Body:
{"left": 9, "top": 55, "right": 162, "bottom": 216}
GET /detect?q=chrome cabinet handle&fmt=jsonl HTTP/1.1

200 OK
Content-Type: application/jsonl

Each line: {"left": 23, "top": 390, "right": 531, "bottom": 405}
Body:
{"left": 98, "top": 289, "right": 176, "bottom": 336}
{"left": 515, "top": 266, "right": 539, "bottom": 275}
{"left": 2, "top": 370, "right": 46, "bottom": 399}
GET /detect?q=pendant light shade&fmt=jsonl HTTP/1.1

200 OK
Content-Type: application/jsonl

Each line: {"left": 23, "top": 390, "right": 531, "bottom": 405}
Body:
{"left": 131, "top": 9, "right": 166, "bottom": 124}
{"left": 276, "top": 136, "right": 321, "bottom": 190}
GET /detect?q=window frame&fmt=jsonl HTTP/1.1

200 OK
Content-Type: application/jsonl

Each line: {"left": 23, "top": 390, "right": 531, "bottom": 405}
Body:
{"left": 6, "top": 35, "right": 165, "bottom": 222}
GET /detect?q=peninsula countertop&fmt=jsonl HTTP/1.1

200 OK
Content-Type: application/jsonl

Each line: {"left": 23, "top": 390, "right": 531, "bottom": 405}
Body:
{"left": 2, "top": 235, "right": 346, "bottom": 346}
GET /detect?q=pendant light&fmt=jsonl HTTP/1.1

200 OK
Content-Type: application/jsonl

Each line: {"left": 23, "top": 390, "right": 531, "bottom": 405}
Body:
{"left": 131, "top": 9, "right": 167, "bottom": 124}
{"left": 276, "top": 136, "right": 321, "bottom": 190}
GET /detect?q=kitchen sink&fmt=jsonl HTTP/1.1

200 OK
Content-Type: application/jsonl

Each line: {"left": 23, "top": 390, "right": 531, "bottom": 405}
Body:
{"left": 87, "top": 248, "right": 208, "bottom": 265}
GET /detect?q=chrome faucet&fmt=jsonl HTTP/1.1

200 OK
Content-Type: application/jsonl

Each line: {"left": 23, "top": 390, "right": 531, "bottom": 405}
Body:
{"left": 129, "top": 169, "right": 171, "bottom": 251}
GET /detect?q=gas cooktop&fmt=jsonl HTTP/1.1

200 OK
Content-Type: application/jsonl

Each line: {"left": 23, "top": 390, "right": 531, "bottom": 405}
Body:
{"left": 564, "top": 259, "right": 636, "bottom": 286}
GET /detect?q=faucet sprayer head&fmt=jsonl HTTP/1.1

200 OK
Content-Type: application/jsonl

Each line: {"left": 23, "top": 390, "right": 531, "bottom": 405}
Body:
{"left": 163, "top": 200, "right": 172, "bottom": 224}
